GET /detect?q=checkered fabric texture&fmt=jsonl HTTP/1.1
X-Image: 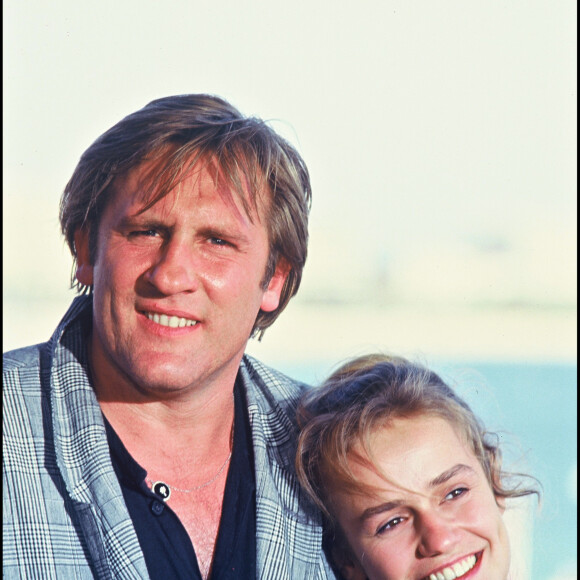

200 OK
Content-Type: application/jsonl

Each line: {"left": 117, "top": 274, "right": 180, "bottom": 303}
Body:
{"left": 3, "top": 296, "right": 335, "bottom": 579}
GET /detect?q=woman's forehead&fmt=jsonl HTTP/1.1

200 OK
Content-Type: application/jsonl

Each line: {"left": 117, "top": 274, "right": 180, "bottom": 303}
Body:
{"left": 351, "top": 416, "right": 476, "bottom": 478}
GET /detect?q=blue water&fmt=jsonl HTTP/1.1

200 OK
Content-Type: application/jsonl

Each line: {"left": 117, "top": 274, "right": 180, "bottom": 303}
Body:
{"left": 276, "top": 360, "right": 577, "bottom": 580}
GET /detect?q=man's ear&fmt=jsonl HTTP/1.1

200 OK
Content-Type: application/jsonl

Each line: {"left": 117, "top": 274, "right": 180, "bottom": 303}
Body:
{"left": 260, "top": 258, "right": 290, "bottom": 313}
{"left": 74, "top": 228, "right": 94, "bottom": 286}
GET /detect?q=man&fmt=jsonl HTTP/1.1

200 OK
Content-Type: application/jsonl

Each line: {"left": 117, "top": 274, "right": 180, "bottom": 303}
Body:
{"left": 3, "top": 94, "right": 335, "bottom": 579}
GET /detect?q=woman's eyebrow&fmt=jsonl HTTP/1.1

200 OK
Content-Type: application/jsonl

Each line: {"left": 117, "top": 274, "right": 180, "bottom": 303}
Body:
{"left": 360, "top": 500, "right": 404, "bottom": 522}
{"left": 358, "top": 466, "right": 477, "bottom": 522}
{"left": 429, "top": 464, "right": 476, "bottom": 488}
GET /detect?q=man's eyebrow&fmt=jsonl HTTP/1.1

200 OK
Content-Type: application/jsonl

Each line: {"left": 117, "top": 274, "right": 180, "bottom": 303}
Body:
{"left": 429, "top": 464, "right": 476, "bottom": 488}
{"left": 117, "top": 216, "right": 167, "bottom": 229}
{"left": 194, "top": 225, "right": 253, "bottom": 247}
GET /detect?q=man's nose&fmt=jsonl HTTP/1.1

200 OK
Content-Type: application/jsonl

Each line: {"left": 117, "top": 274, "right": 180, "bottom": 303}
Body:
{"left": 144, "top": 239, "right": 199, "bottom": 295}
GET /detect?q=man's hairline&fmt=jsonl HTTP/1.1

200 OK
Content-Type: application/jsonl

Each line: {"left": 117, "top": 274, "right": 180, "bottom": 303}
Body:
{"left": 78, "top": 158, "right": 280, "bottom": 301}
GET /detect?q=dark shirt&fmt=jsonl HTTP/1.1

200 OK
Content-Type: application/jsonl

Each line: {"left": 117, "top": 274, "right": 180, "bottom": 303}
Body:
{"left": 105, "top": 378, "right": 257, "bottom": 579}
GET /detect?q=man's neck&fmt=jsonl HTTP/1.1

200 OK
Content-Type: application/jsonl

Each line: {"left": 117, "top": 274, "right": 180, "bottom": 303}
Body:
{"left": 100, "top": 386, "right": 236, "bottom": 482}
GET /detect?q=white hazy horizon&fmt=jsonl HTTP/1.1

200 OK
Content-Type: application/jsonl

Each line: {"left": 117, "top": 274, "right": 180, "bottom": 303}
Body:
{"left": 3, "top": 5, "right": 577, "bottom": 358}
{"left": 3, "top": 191, "right": 576, "bottom": 362}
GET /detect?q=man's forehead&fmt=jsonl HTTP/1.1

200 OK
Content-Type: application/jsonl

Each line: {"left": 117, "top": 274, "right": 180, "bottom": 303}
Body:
{"left": 115, "top": 156, "right": 269, "bottom": 221}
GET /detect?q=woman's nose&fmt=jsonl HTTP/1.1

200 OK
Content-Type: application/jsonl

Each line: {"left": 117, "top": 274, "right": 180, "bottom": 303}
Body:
{"left": 416, "top": 511, "right": 460, "bottom": 558}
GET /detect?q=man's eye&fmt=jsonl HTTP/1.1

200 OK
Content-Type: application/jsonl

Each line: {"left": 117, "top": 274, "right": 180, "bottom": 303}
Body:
{"left": 130, "top": 230, "right": 159, "bottom": 237}
{"left": 210, "top": 237, "right": 231, "bottom": 247}
{"left": 376, "top": 516, "right": 405, "bottom": 535}
{"left": 445, "top": 487, "right": 469, "bottom": 501}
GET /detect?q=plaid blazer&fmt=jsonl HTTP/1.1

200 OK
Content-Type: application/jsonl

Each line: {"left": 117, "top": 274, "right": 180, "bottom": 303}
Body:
{"left": 3, "top": 296, "right": 335, "bottom": 579}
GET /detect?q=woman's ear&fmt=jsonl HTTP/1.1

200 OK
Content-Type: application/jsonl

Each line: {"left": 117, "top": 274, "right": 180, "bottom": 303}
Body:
{"left": 74, "top": 228, "right": 94, "bottom": 286}
{"left": 328, "top": 537, "right": 368, "bottom": 580}
{"left": 339, "top": 560, "right": 368, "bottom": 580}
{"left": 487, "top": 447, "right": 507, "bottom": 513}
{"left": 496, "top": 495, "right": 507, "bottom": 514}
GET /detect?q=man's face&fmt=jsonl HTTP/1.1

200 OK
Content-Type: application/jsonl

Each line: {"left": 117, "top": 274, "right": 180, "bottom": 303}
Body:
{"left": 330, "top": 415, "right": 510, "bottom": 580}
{"left": 75, "top": 162, "right": 287, "bottom": 399}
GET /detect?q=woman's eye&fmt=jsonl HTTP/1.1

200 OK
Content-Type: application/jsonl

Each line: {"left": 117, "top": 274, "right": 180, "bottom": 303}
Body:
{"left": 445, "top": 487, "right": 469, "bottom": 501}
{"left": 376, "top": 517, "right": 405, "bottom": 535}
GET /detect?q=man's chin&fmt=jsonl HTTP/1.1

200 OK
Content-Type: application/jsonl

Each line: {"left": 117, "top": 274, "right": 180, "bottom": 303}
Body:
{"left": 126, "top": 367, "right": 199, "bottom": 398}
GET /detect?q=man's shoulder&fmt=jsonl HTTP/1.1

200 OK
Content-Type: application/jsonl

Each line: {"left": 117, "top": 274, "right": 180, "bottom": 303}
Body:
{"left": 242, "top": 354, "right": 310, "bottom": 402}
{"left": 3, "top": 344, "right": 48, "bottom": 400}
{"left": 3, "top": 343, "right": 44, "bottom": 371}
{"left": 240, "top": 354, "right": 314, "bottom": 441}
{"left": 3, "top": 296, "right": 92, "bottom": 377}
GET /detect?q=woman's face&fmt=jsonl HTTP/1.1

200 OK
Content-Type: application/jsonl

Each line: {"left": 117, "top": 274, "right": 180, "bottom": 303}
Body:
{"left": 330, "top": 414, "right": 510, "bottom": 580}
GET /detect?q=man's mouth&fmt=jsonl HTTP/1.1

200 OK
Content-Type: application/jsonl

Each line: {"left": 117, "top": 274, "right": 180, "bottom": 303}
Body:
{"left": 426, "top": 552, "right": 479, "bottom": 580}
{"left": 145, "top": 312, "right": 198, "bottom": 328}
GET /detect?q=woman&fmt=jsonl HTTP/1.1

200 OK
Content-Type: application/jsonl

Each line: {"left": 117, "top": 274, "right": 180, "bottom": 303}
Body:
{"left": 296, "top": 354, "right": 539, "bottom": 580}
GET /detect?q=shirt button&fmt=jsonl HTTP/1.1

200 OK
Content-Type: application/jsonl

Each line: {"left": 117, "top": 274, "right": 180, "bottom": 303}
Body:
{"left": 151, "top": 500, "right": 165, "bottom": 516}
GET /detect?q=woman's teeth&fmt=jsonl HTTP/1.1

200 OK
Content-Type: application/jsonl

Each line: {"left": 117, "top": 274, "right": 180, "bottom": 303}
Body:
{"left": 428, "top": 554, "right": 477, "bottom": 580}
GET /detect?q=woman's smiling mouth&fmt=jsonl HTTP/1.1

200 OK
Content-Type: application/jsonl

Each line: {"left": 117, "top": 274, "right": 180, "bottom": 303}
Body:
{"left": 425, "top": 552, "right": 480, "bottom": 580}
